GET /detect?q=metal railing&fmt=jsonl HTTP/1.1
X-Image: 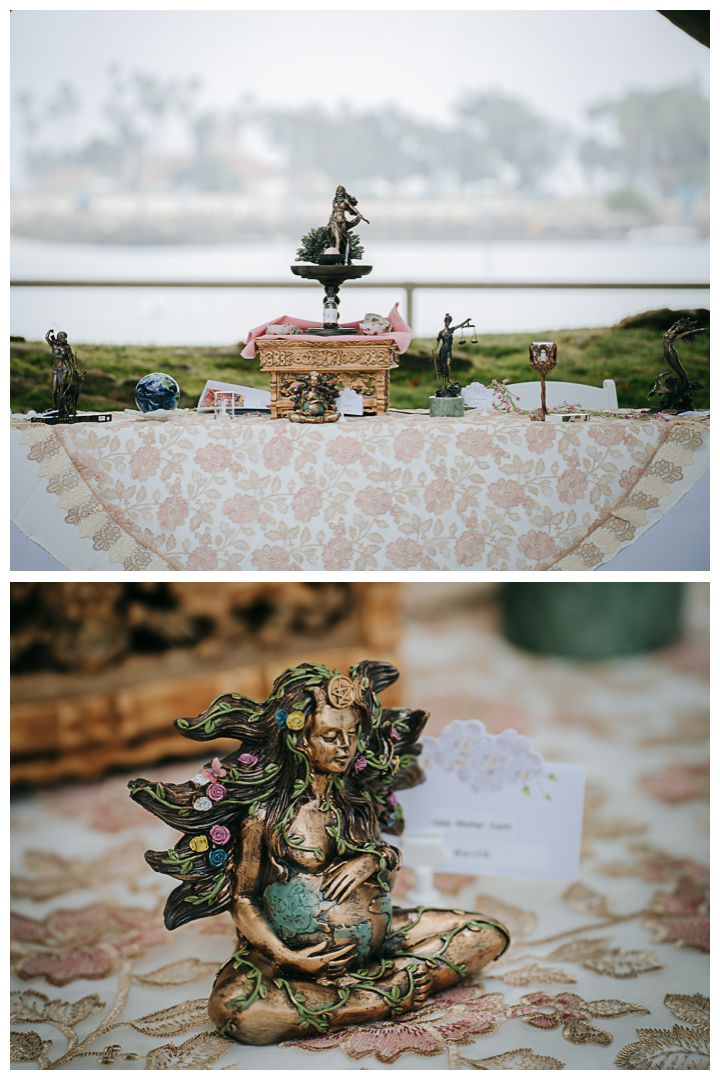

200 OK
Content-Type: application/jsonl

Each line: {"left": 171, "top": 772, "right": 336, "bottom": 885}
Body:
{"left": 10, "top": 279, "right": 709, "bottom": 332}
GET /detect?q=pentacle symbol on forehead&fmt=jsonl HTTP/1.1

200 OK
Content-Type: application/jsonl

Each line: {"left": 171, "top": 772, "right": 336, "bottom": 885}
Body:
{"left": 327, "top": 674, "right": 356, "bottom": 708}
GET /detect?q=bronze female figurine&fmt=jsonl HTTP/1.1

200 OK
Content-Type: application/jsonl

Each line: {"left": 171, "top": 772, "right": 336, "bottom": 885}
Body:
{"left": 432, "top": 314, "right": 471, "bottom": 397}
{"left": 129, "top": 661, "right": 509, "bottom": 1045}
{"left": 328, "top": 185, "right": 369, "bottom": 261}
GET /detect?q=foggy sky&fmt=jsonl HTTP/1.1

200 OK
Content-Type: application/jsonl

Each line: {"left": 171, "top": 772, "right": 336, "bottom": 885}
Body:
{"left": 11, "top": 8, "right": 709, "bottom": 150}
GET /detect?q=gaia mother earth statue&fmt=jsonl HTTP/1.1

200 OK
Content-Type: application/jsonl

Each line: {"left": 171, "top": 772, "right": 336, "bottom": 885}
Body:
{"left": 129, "top": 661, "right": 509, "bottom": 1045}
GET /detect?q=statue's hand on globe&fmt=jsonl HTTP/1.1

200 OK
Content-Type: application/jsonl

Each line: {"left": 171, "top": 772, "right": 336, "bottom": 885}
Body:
{"left": 323, "top": 854, "right": 379, "bottom": 903}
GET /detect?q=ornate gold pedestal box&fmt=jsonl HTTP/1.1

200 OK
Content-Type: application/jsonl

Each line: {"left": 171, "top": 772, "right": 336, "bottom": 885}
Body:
{"left": 256, "top": 337, "right": 399, "bottom": 419}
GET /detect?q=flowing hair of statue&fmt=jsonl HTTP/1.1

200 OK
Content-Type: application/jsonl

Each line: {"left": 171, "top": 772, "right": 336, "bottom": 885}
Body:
{"left": 129, "top": 660, "right": 427, "bottom": 930}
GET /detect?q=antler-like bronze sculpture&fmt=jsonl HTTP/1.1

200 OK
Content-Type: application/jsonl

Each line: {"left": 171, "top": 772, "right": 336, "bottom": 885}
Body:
{"left": 129, "top": 661, "right": 509, "bottom": 1045}
{"left": 648, "top": 318, "right": 706, "bottom": 414}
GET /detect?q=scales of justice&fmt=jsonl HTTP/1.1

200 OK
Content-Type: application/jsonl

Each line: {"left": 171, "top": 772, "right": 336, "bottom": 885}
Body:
{"left": 291, "top": 185, "right": 373, "bottom": 335}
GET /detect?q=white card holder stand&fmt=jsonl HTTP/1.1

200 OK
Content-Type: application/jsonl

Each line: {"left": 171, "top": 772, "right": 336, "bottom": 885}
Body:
{"left": 400, "top": 832, "right": 450, "bottom": 908}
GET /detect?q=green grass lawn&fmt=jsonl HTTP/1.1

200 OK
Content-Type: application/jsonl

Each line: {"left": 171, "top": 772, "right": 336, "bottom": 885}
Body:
{"left": 10, "top": 314, "right": 709, "bottom": 414}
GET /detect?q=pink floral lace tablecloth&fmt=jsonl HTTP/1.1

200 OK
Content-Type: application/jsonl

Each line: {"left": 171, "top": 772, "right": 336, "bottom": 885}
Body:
{"left": 11, "top": 586, "right": 709, "bottom": 1069}
{"left": 10, "top": 411, "right": 709, "bottom": 571}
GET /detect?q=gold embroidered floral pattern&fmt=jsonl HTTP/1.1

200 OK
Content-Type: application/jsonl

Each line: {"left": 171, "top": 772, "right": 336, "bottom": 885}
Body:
{"left": 455, "top": 1046, "right": 566, "bottom": 1069}
{"left": 615, "top": 993, "right": 709, "bottom": 1069}
{"left": 11, "top": 901, "right": 167, "bottom": 984}
{"left": 13, "top": 412, "right": 707, "bottom": 571}
{"left": 596, "top": 843, "right": 709, "bottom": 952}
{"left": 507, "top": 991, "right": 650, "bottom": 1045}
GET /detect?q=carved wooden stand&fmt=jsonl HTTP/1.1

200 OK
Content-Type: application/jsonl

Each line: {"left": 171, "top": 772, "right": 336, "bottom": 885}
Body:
{"left": 256, "top": 337, "right": 399, "bottom": 419}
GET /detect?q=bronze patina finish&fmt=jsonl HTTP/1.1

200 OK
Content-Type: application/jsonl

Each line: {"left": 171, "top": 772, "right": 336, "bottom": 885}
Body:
{"left": 432, "top": 314, "right": 471, "bottom": 397}
{"left": 647, "top": 318, "right": 706, "bottom": 414}
{"left": 328, "top": 185, "right": 369, "bottom": 262}
{"left": 129, "top": 661, "right": 510, "bottom": 1045}
{"left": 45, "top": 329, "right": 86, "bottom": 419}
{"left": 287, "top": 370, "right": 340, "bottom": 423}
{"left": 528, "top": 341, "right": 558, "bottom": 419}
{"left": 293, "top": 186, "right": 372, "bottom": 335}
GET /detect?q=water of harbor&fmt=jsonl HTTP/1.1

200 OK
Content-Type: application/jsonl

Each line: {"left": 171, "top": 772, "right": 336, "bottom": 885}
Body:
{"left": 11, "top": 235, "right": 709, "bottom": 344}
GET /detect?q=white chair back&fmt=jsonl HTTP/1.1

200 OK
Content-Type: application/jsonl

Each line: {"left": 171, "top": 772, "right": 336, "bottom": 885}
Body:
{"left": 504, "top": 379, "right": 618, "bottom": 411}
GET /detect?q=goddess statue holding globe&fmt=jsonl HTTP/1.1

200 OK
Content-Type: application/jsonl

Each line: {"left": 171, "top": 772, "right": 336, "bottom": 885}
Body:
{"left": 129, "top": 660, "right": 509, "bottom": 1045}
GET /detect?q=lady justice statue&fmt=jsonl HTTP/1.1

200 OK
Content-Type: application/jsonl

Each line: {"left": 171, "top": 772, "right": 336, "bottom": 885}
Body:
{"left": 129, "top": 661, "right": 509, "bottom": 1045}
{"left": 431, "top": 314, "right": 471, "bottom": 397}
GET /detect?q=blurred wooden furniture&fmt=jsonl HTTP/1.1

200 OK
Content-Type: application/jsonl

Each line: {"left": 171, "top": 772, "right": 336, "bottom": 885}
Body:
{"left": 11, "top": 583, "right": 402, "bottom": 786}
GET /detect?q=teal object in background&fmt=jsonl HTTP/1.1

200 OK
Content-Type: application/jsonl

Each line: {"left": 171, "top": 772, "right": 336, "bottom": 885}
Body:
{"left": 500, "top": 583, "right": 685, "bottom": 659}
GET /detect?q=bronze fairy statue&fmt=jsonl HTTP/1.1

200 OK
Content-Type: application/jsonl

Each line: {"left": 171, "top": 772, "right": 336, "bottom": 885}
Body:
{"left": 129, "top": 661, "right": 509, "bottom": 1045}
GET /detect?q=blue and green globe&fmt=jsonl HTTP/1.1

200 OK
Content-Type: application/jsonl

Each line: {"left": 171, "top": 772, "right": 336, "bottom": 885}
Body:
{"left": 135, "top": 372, "right": 180, "bottom": 413}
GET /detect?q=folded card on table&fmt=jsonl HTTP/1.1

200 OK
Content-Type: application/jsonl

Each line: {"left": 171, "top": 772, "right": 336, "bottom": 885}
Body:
{"left": 197, "top": 380, "right": 270, "bottom": 411}
{"left": 394, "top": 720, "right": 586, "bottom": 881}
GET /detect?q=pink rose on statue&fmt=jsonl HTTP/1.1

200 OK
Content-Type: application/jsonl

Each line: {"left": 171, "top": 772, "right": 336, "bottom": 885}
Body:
{"left": 557, "top": 467, "right": 587, "bottom": 505}
{"left": 386, "top": 538, "right": 423, "bottom": 569}
{"left": 525, "top": 424, "right": 556, "bottom": 453}
{"left": 425, "top": 476, "right": 454, "bottom": 514}
{"left": 210, "top": 825, "right": 231, "bottom": 845}
{"left": 518, "top": 530, "right": 557, "bottom": 561}
{"left": 238, "top": 753, "right": 258, "bottom": 766}
{"left": 389, "top": 792, "right": 398, "bottom": 805}
{"left": 292, "top": 485, "right": 322, "bottom": 522}
{"left": 354, "top": 757, "right": 367, "bottom": 773}
{"left": 158, "top": 485, "right": 188, "bottom": 530}
{"left": 455, "top": 528, "right": 485, "bottom": 566}
{"left": 322, "top": 537, "right": 353, "bottom": 570}
{"left": 457, "top": 430, "right": 494, "bottom": 457}
{"left": 130, "top": 445, "right": 160, "bottom": 481}
{"left": 207, "top": 783, "right": 226, "bottom": 802}
{"left": 195, "top": 444, "right": 231, "bottom": 473}
{"left": 394, "top": 427, "right": 423, "bottom": 463}
{"left": 223, "top": 493, "right": 260, "bottom": 524}
{"left": 251, "top": 544, "right": 291, "bottom": 570}
{"left": 187, "top": 544, "right": 219, "bottom": 570}
{"left": 356, "top": 486, "right": 393, "bottom": 516}
{"left": 487, "top": 478, "right": 524, "bottom": 508}
{"left": 326, "top": 437, "right": 364, "bottom": 465}
{"left": 262, "top": 435, "right": 292, "bottom": 471}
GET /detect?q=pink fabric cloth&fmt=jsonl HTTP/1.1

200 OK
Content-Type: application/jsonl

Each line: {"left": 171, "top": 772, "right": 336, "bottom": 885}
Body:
{"left": 241, "top": 303, "right": 413, "bottom": 358}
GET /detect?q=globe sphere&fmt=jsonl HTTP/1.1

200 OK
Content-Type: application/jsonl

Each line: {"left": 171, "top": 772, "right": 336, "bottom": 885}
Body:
{"left": 135, "top": 372, "right": 180, "bottom": 413}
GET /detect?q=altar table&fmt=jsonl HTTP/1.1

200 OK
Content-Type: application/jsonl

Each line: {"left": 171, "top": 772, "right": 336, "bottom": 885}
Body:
{"left": 10, "top": 411, "right": 709, "bottom": 572}
{"left": 10, "top": 585, "right": 709, "bottom": 1069}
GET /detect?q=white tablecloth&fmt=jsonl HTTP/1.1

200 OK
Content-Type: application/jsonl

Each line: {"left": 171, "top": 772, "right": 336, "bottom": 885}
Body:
{"left": 11, "top": 411, "right": 709, "bottom": 571}
{"left": 11, "top": 586, "right": 709, "bottom": 1069}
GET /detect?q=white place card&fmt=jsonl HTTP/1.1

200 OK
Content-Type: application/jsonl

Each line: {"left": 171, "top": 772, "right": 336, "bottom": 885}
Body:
{"left": 461, "top": 381, "right": 493, "bottom": 409}
{"left": 393, "top": 720, "right": 586, "bottom": 881}
{"left": 335, "top": 388, "right": 364, "bottom": 415}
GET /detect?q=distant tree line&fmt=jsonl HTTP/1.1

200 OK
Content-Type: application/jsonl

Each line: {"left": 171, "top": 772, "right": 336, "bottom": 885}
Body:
{"left": 14, "top": 68, "right": 709, "bottom": 204}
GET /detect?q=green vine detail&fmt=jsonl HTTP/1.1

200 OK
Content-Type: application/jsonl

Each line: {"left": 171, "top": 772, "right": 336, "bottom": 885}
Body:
{"left": 326, "top": 808, "right": 391, "bottom": 892}
{"left": 162, "top": 849, "right": 197, "bottom": 875}
{"left": 182, "top": 872, "right": 225, "bottom": 906}
{"left": 392, "top": 915, "right": 509, "bottom": 974}
{"left": 347, "top": 961, "right": 418, "bottom": 1016}
{"left": 274, "top": 978, "right": 352, "bottom": 1032}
